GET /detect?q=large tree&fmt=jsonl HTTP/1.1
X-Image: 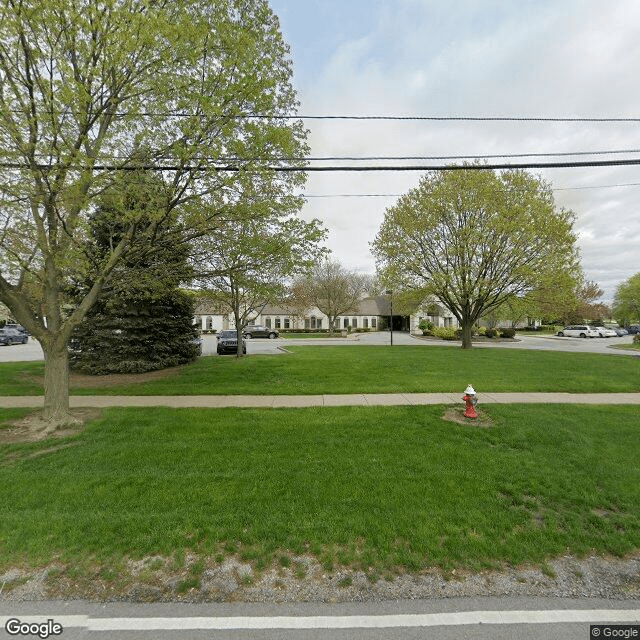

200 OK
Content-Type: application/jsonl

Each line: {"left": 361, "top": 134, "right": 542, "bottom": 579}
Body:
{"left": 195, "top": 211, "right": 326, "bottom": 356}
{"left": 613, "top": 273, "right": 640, "bottom": 326}
{"left": 0, "top": 0, "right": 306, "bottom": 428}
{"left": 372, "top": 167, "right": 579, "bottom": 348}
{"left": 292, "top": 259, "right": 368, "bottom": 333}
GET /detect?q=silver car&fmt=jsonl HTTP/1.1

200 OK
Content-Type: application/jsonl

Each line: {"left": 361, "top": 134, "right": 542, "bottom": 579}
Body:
{"left": 594, "top": 326, "right": 618, "bottom": 338}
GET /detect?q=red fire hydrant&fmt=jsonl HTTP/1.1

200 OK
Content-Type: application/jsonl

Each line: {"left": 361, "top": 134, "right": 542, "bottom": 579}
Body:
{"left": 463, "top": 384, "right": 478, "bottom": 419}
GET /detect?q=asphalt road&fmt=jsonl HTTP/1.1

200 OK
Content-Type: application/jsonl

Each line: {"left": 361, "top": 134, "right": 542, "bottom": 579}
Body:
{"left": 0, "top": 331, "right": 637, "bottom": 363}
{"left": 1, "top": 598, "right": 639, "bottom": 639}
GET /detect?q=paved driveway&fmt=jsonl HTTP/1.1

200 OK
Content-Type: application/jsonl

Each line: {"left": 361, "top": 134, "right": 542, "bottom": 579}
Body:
{"left": 0, "top": 339, "right": 43, "bottom": 362}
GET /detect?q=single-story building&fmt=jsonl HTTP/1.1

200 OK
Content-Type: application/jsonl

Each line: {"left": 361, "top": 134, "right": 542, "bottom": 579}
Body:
{"left": 194, "top": 296, "right": 459, "bottom": 334}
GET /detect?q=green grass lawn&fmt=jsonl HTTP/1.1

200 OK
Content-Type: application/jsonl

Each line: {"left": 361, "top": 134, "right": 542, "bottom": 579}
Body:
{"left": 0, "top": 346, "right": 638, "bottom": 396}
{"left": 1, "top": 404, "right": 638, "bottom": 578}
{"left": 611, "top": 341, "right": 640, "bottom": 352}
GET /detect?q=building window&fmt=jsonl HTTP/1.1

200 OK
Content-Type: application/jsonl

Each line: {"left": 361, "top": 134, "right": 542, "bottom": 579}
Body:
{"left": 371, "top": 318, "right": 377, "bottom": 329}
{"left": 265, "top": 318, "right": 271, "bottom": 329}
{"left": 343, "top": 318, "right": 349, "bottom": 329}
{"left": 284, "top": 318, "right": 290, "bottom": 329}
{"left": 363, "top": 318, "right": 369, "bottom": 329}
{"left": 206, "top": 316, "right": 213, "bottom": 330}
{"left": 305, "top": 316, "right": 321, "bottom": 329}
{"left": 275, "top": 317, "right": 281, "bottom": 329}
{"left": 352, "top": 318, "right": 358, "bottom": 328}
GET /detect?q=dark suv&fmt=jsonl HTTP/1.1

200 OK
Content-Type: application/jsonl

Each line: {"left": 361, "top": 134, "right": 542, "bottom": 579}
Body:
{"left": 216, "top": 330, "right": 246, "bottom": 355}
{"left": 242, "top": 325, "right": 279, "bottom": 339}
{"left": 4, "top": 323, "right": 28, "bottom": 336}
{"left": 0, "top": 327, "right": 28, "bottom": 345}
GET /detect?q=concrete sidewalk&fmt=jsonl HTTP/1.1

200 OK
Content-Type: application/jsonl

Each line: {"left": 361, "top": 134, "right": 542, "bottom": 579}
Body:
{"left": 1, "top": 392, "right": 640, "bottom": 408}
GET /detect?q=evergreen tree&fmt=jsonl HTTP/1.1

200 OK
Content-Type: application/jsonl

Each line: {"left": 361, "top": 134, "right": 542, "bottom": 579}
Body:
{"left": 70, "top": 177, "right": 199, "bottom": 374}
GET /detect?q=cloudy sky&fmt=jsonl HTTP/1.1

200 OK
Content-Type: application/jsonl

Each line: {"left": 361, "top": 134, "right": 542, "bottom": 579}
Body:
{"left": 269, "top": 0, "right": 640, "bottom": 303}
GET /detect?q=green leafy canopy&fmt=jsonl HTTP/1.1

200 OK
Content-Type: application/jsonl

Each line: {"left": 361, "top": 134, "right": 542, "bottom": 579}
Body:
{"left": 372, "top": 166, "right": 580, "bottom": 347}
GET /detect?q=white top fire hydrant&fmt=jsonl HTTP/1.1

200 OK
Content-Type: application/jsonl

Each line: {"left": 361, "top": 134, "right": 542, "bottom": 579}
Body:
{"left": 463, "top": 384, "right": 478, "bottom": 419}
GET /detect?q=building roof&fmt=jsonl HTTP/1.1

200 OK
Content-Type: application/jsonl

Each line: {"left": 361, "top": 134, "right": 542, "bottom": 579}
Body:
{"left": 356, "top": 296, "right": 390, "bottom": 316}
{"left": 194, "top": 301, "right": 228, "bottom": 315}
{"left": 260, "top": 297, "right": 391, "bottom": 317}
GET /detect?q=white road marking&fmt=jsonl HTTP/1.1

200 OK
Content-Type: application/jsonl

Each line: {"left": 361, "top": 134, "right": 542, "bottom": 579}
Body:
{"left": 3, "top": 610, "right": 639, "bottom": 631}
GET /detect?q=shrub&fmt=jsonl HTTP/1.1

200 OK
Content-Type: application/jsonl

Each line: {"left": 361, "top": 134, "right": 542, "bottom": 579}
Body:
{"left": 418, "top": 319, "right": 434, "bottom": 335}
{"left": 484, "top": 328, "right": 497, "bottom": 338}
{"left": 634, "top": 334, "right": 640, "bottom": 344}
{"left": 432, "top": 327, "right": 458, "bottom": 340}
{"left": 538, "top": 324, "right": 558, "bottom": 333}
{"left": 499, "top": 328, "right": 516, "bottom": 338}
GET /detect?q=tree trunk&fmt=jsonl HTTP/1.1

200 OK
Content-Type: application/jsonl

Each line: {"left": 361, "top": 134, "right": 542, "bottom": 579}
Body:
{"left": 42, "top": 341, "right": 77, "bottom": 431}
{"left": 233, "top": 310, "right": 244, "bottom": 358}
{"left": 461, "top": 321, "right": 473, "bottom": 349}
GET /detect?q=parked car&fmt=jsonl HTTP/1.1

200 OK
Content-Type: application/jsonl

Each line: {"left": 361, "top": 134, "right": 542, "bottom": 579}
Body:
{"left": 242, "top": 325, "right": 279, "bottom": 339}
{"left": 557, "top": 325, "right": 599, "bottom": 338}
{"left": 594, "top": 326, "right": 618, "bottom": 338}
{"left": 626, "top": 325, "right": 640, "bottom": 335}
{"left": 0, "top": 327, "right": 29, "bottom": 345}
{"left": 4, "top": 323, "right": 28, "bottom": 336}
{"left": 615, "top": 328, "right": 629, "bottom": 336}
{"left": 216, "top": 330, "right": 246, "bottom": 355}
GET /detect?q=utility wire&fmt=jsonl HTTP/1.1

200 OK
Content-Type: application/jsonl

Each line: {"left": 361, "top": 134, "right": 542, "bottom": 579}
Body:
{"left": 281, "top": 115, "right": 640, "bottom": 122}
{"left": 4, "top": 158, "right": 640, "bottom": 172}
{"left": 10, "top": 147, "right": 640, "bottom": 164}
{"left": 296, "top": 149, "right": 640, "bottom": 161}
{"left": 11, "top": 109, "right": 640, "bottom": 122}
{"left": 302, "top": 182, "right": 640, "bottom": 198}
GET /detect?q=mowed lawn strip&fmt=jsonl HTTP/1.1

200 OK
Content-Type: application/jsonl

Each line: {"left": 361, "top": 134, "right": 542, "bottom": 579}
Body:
{"left": 0, "top": 346, "right": 639, "bottom": 396}
{"left": 1, "top": 404, "right": 638, "bottom": 575}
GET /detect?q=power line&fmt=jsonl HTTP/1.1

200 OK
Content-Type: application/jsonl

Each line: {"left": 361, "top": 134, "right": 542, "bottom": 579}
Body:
{"left": 303, "top": 194, "right": 402, "bottom": 198}
{"left": 11, "top": 147, "right": 640, "bottom": 165}
{"left": 298, "top": 149, "right": 640, "bottom": 161}
{"left": 302, "top": 182, "right": 640, "bottom": 198}
{"left": 12, "top": 109, "right": 640, "bottom": 122}
{"left": 554, "top": 182, "right": 640, "bottom": 191}
{"left": 4, "top": 157, "right": 640, "bottom": 172}
{"left": 291, "top": 115, "right": 640, "bottom": 122}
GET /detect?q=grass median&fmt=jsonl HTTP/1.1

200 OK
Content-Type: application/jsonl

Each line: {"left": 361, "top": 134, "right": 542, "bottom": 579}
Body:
{"left": 1, "top": 404, "right": 638, "bottom": 582}
{"left": 0, "top": 345, "right": 638, "bottom": 396}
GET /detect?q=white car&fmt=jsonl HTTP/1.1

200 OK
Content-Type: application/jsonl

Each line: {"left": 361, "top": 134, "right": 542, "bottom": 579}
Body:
{"left": 594, "top": 326, "right": 618, "bottom": 338}
{"left": 557, "top": 325, "right": 599, "bottom": 338}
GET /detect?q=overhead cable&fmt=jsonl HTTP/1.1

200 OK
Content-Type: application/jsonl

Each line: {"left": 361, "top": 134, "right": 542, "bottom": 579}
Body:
{"left": 11, "top": 109, "right": 640, "bottom": 122}
{"left": 273, "top": 115, "right": 640, "bottom": 122}
{"left": 4, "top": 157, "right": 640, "bottom": 172}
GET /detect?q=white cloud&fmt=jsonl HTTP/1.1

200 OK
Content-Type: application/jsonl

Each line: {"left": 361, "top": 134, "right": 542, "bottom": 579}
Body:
{"left": 272, "top": 0, "right": 640, "bottom": 302}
